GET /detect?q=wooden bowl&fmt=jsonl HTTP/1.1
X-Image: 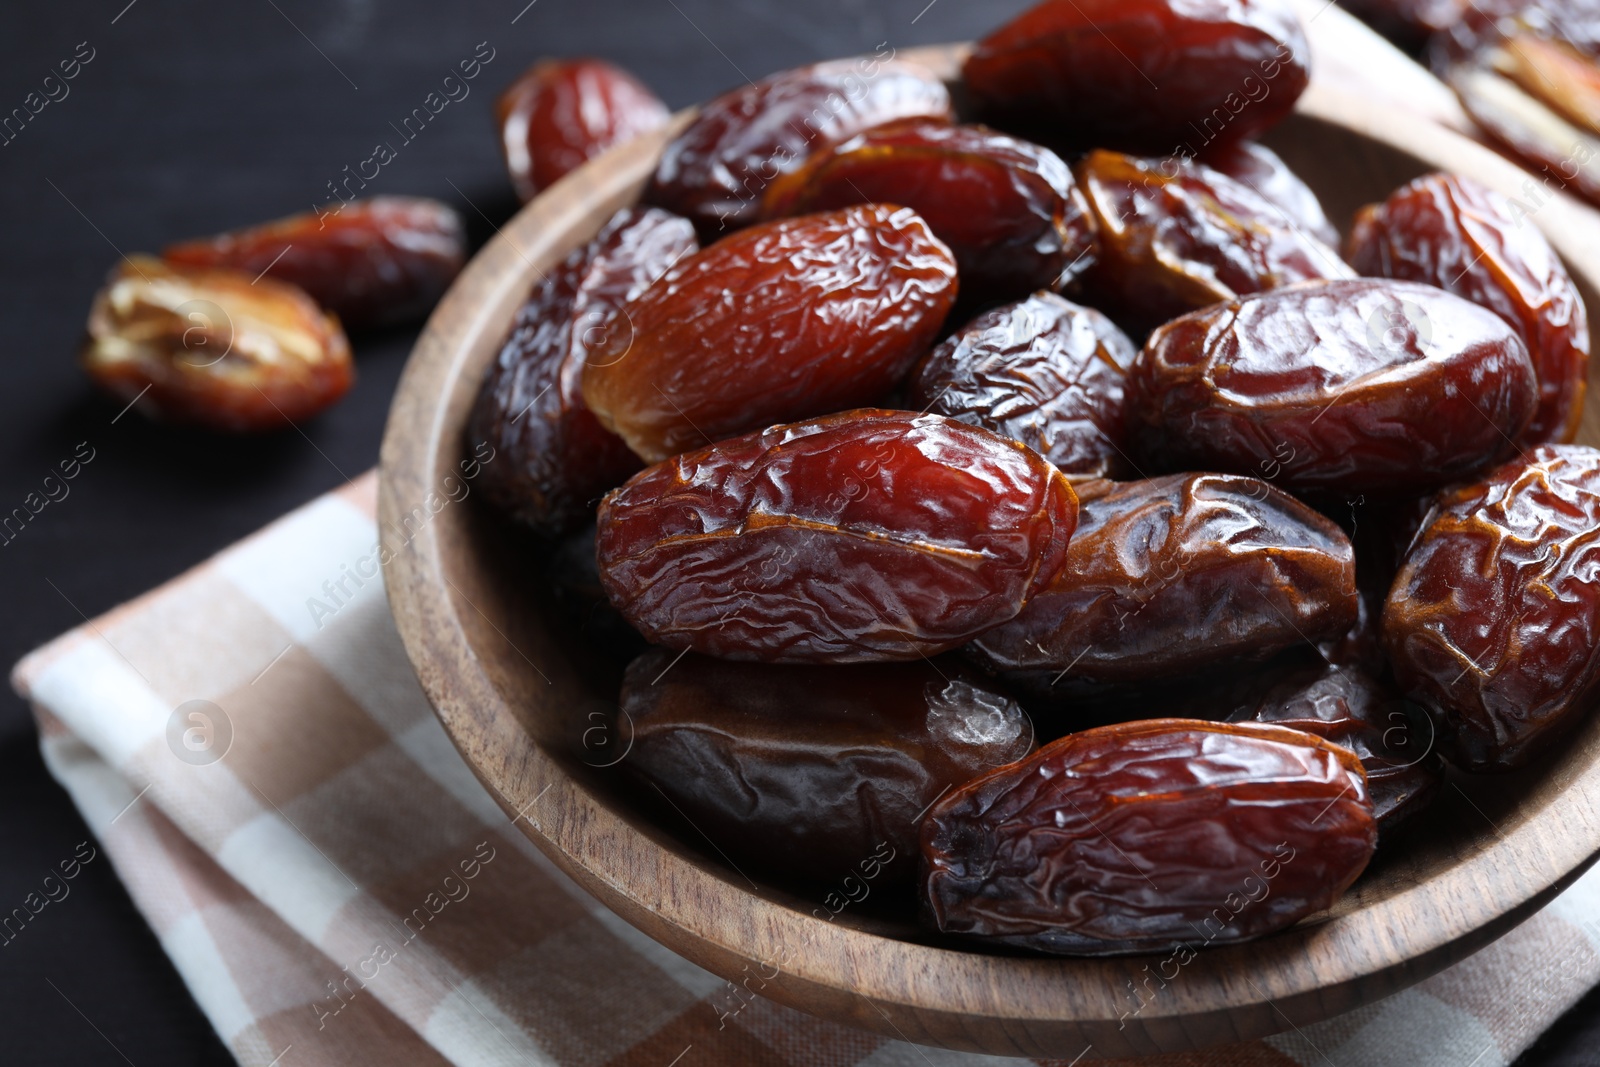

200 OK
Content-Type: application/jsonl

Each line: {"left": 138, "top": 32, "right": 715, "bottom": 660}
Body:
{"left": 379, "top": 46, "right": 1600, "bottom": 1058}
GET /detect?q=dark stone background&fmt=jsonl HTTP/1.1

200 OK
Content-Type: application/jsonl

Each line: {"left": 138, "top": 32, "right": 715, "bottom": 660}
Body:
{"left": 0, "top": 1, "right": 1593, "bottom": 1062}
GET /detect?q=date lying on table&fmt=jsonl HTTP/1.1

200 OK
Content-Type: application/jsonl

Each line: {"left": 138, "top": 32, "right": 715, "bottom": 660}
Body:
{"left": 595, "top": 409, "right": 1077, "bottom": 662}
{"left": 921, "top": 719, "right": 1376, "bottom": 955}
{"left": 619, "top": 649, "right": 1034, "bottom": 889}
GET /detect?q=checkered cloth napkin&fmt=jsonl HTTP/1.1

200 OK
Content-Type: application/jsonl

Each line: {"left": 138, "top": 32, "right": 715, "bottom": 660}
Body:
{"left": 12, "top": 471, "right": 1600, "bottom": 1067}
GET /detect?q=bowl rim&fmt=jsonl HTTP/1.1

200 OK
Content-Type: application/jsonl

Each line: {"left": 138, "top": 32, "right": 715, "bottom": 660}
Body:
{"left": 379, "top": 46, "right": 1600, "bottom": 1058}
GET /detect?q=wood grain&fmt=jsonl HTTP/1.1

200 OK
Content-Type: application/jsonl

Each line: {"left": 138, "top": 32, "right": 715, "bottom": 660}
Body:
{"left": 379, "top": 42, "right": 1600, "bottom": 1059}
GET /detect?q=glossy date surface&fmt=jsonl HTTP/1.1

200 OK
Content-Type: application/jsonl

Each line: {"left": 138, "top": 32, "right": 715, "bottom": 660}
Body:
{"left": 82, "top": 256, "right": 353, "bottom": 432}
{"left": 595, "top": 409, "right": 1078, "bottom": 663}
{"left": 962, "top": 0, "right": 1310, "bottom": 153}
{"left": 969, "top": 473, "right": 1357, "bottom": 681}
{"left": 582, "top": 204, "right": 958, "bottom": 463}
{"left": 1076, "top": 151, "right": 1351, "bottom": 333}
{"left": 164, "top": 197, "right": 465, "bottom": 331}
{"left": 1384, "top": 445, "right": 1600, "bottom": 770}
{"left": 1130, "top": 279, "right": 1538, "bottom": 492}
{"left": 1348, "top": 171, "right": 1590, "bottom": 444}
{"left": 906, "top": 293, "right": 1135, "bottom": 479}
{"left": 763, "top": 120, "right": 1095, "bottom": 300}
{"left": 496, "top": 58, "right": 670, "bottom": 203}
{"left": 468, "top": 206, "right": 696, "bottom": 537}
{"left": 619, "top": 649, "right": 1034, "bottom": 888}
{"left": 921, "top": 718, "right": 1376, "bottom": 955}
{"left": 1201, "top": 139, "right": 1340, "bottom": 247}
{"left": 644, "top": 57, "right": 953, "bottom": 232}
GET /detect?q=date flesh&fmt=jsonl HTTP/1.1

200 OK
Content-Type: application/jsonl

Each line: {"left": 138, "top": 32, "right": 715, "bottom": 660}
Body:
{"left": 1384, "top": 445, "right": 1600, "bottom": 770}
{"left": 763, "top": 120, "right": 1095, "bottom": 300}
{"left": 644, "top": 58, "right": 953, "bottom": 233}
{"left": 1075, "top": 151, "right": 1352, "bottom": 334}
{"left": 969, "top": 473, "right": 1358, "bottom": 681}
{"left": 496, "top": 58, "right": 670, "bottom": 203}
{"left": 906, "top": 292, "right": 1135, "bottom": 479}
{"left": 921, "top": 719, "right": 1376, "bottom": 955}
{"left": 1201, "top": 140, "right": 1339, "bottom": 248}
{"left": 582, "top": 204, "right": 958, "bottom": 463}
{"left": 164, "top": 197, "right": 465, "bottom": 331}
{"left": 595, "top": 409, "right": 1078, "bottom": 663}
{"left": 1130, "top": 279, "right": 1539, "bottom": 492}
{"left": 467, "top": 206, "right": 697, "bottom": 537}
{"left": 82, "top": 256, "right": 353, "bottom": 432}
{"left": 619, "top": 649, "right": 1034, "bottom": 889}
{"left": 1349, "top": 172, "right": 1590, "bottom": 444}
{"left": 963, "top": 0, "right": 1310, "bottom": 154}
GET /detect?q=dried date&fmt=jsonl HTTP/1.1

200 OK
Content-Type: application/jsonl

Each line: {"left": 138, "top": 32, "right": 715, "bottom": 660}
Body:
{"left": 905, "top": 292, "right": 1135, "bottom": 479}
{"left": 82, "top": 256, "right": 353, "bottom": 432}
{"left": 595, "top": 409, "right": 1078, "bottom": 663}
{"left": 1130, "top": 279, "right": 1539, "bottom": 492}
{"left": 1348, "top": 171, "right": 1590, "bottom": 443}
{"left": 762, "top": 120, "right": 1095, "bottom": 300}
{"left": 1201, "top": 140, "right": 1339, "bottom": 248}
{"left": 164, "top": 197, "right": 465, "bottom": 331}
{"left": 619, "top": 649, "right": 1034, "bottom": 888}
{"left": 496, "top": 58, "right": 670, "bottom": 203}
{"left": 1075, "top": 151, "right": 1351, "bottom": 333}
{"left": 582, "top": 205, "right": 958, "bottom": 463}
{"left": 467, "top": 206, "right": 697, "bottom": 536}
{"left": 1383, "top": 445, "right": 1600, "bottom": 770}
{"left": 921, "top": 718, "right": 1376, "bottom": 955}
{"left": 962, "top": 0, "right": 1310, "bottom": 154}
{"left": 644, "top": 58, "right": 953, "bottom": 233}
{"left": 969, "top": 473, "right": 1357, "bottom": 681}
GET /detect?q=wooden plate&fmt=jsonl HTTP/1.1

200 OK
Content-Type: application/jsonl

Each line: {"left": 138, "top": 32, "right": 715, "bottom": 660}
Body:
{"left": 379, "top": 45, "right": 1600, "bottom": 1058}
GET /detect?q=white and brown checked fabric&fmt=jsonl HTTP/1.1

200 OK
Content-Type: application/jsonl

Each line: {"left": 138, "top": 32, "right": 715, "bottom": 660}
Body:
{"left": 12, "top": 471, "right": 1600, "bottom": 1067}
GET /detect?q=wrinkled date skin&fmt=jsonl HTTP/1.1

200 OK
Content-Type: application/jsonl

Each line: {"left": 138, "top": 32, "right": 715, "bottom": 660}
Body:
{"left": 164, "top": 198, "right": 465, "bottom": 331}
{"left": 1349, "top": 171, "right": 1590, "bottom": 444}
{"left": 1227, "top": 663, "right": 1443, "bottom": 833}
{"left": 1131, "top": 279, "right": 1539, "bottom": 493}
{"left": 582, "top": 205, "right": 958, "bottom": 463}
{"left": 1201, "top": 140, "right": 1340, "bottom": 248}
{"left": 969, "top": 473, "right": 1357, "bottom": 681}
{"left": 595, "top": 409, "right": 1078, "bottom": 663}
{"left": 82, "top": 255, "right": 353, "bottom": 432}
{"left": 619, "top": 649, "right": 1036, "bottom": 889}
{"left": 1076, "top": 151, "right": 1352, "bottom": 334}
{"left": 963, "top": 0, "right": 1310, "bottom": 154}
{"left": 763, "top": 120, "right": 1095, "bottom": 300}
{"left": 496, "top": 58, "right": 670, "bottom": 203}
{"left": 644, "top": 58, "right": 953, "bottom": 233}
{"left": 906, "top": 292, "right": 1135, "bottom": 479}
{"left": 921, "top": 719, "right": 1377, "bottom": 956}
{"left": 1384, "top": 445, "right": 1600, "bottom": 771}
{"left": 468, "top": 207, "right": 697, "bottom": 537}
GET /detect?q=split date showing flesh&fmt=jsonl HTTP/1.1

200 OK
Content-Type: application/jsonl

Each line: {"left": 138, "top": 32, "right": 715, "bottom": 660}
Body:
{"left": 906, "top": 292, "right": 1136, "bottom": 480}
{"left": 1348, "top": 171, "right": 1590, "bottom": 444}
{"left": 968, "top": 473, "right": 1358, "bottom": 681}
{"left": 618, "top": 649, "right": 1035, "bottom": 889}
{"left": 1130, "top": 279, "right": 1539, "bottom": 493}
{"left": 582, "top": 204, "right": 958, "bottom": 463}
{"left": 595, "top": 409, "right": 1078, "bottom": 663}
{"left": 467, "top": 206, "right": 697, "bottom": 537}
{"left": 1384, "top": 445, "right": 1600, "bottom": 771}
{"left": 921, "top": 718, "right": 1376, "bottom": 956}
{"left": 963, "top": 0, "right": 1310, "bottom": 154}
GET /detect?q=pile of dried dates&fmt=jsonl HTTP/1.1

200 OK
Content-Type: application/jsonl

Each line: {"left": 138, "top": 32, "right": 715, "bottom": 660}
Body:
{"left": 462, "top": 0, "right": 1599, "bottom": 958}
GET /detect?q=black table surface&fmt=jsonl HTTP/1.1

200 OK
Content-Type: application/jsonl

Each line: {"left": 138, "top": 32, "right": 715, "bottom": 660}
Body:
{"left": 0, "top": 2, "right": 1596, "bottom": 1063}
